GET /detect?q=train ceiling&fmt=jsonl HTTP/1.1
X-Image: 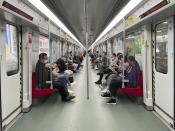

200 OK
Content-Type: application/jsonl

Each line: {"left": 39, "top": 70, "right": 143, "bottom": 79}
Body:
{"left": 41, "top": 0, "right": 129, "bottom": 46}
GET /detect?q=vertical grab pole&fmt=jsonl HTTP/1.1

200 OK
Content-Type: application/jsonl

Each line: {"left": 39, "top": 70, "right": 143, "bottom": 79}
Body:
{"left": 48, "top": 19, "right": 53, "bottom": 89}
{"left": 86, "top": 33, "right": 89, "bottom": 100}
{"left": 122, "top": 18, "right": 126, "bottom": 88}
{"left": 84, "top": 0, "right": 89, "bottom": 100}
{"left": 0, "top": 39, "right": 2, "bottom": 131}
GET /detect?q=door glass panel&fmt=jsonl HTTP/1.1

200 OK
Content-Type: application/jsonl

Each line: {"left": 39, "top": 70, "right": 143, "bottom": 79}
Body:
{"left": 155, "top": 21, "right": 168, "bottom": 74}
{"left": 5, "top": 24, "right": 19, "bottom": 75}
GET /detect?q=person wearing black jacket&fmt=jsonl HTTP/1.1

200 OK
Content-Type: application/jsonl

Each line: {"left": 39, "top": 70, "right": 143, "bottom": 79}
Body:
{"left": 35, "top": 53, "right": 75, "bottom": 101}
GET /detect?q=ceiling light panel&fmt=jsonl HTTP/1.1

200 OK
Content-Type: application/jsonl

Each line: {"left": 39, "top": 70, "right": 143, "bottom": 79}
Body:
{"left": 27, "top": 0, "right": 84, "bottom": 47}
{"left": 90, "top": 0, "right": 144, "bottom": 49}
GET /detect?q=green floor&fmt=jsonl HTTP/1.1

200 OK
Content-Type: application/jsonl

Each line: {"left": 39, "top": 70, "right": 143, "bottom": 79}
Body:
{"left": 9, "top": 59, "right": 171, "bottom": 131}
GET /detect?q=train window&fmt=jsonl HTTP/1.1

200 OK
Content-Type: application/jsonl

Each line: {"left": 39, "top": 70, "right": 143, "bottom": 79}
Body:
{"left": 5, "top": 24, "right": 19, "bottom": 76}
{"left": 155, "top": 21, "right": 168, "bottom": 74}
{"left": 61, "top": 41, "right": 64, "bottom": 56}
{"left": 125, "top": 35, "right": 135, "bottom": 56}
{"left": 125, "top": 33, "right": 141, "bottom": 56}
{"left": 39, "top": 35, "right": 49, "bottom": 56}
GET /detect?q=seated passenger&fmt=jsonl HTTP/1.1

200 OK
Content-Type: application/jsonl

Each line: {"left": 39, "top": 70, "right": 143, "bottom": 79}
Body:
{"left": 102, "top": 55, "right": 128, "bottom": 92}
{"left": 92, "top": 51, "right": 100, "bottom": 69}
{"left": 73, "top": 54, "right": 81, "bottom": 70}
{"left": 104, "top": 53, "right": 122, "bottom": 80}
{"left": 35, "top": 53, "right": 75, "bottom": 101}
{"left": 56, "top": 56, "right": 67, "bottom": 73}
{"left": 52, "top": 64, "right": 75, "bottom": 94}
{"left": 56, "top": 56, "right": 74, "bottom": 81}
{"left": 77, "top": 51, "right": 84, "bottom": 63}
{"left": 89, "top": 51, "right": 94, "bottom": 60}
{"left": 96, "top": 55, "right": 102, "bottom": 69}
{"left": 95, "top": 53, "right": 119, "bottom": 84}
{"left": 102, "top": 56, "right": 140, "bottom": 104}
{"left": 67, "top": 53, "right": 78, "bottom": 72}
{"left": 91, "top": 51, "right": 99, "bottom": 68}
{"left": 83, "top": 51, "right": 86, "bottom": 57}
{"left": 52, "top": 64, "right": 71, "bottom": 86}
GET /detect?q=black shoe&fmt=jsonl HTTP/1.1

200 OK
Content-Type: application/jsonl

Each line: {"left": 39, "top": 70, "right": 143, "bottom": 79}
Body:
{"left": 106, "top": 98, "right": 116, "bottom": 104}
{"left": 95, "top": 81, "right": 102, "bottom": 84}
{"left": 62, "top": 95, "right": 76, "bottom": 102}
{"left": 101, "top": 92, "right": 110, "bottom": 97}
{"left": 97, "top": 73, "right": 101, "bottom": 75}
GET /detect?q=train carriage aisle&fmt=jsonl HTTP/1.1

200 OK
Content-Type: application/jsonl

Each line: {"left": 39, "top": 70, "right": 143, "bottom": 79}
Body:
{"left": 9, "top": 57, "right": 170, "bottom": 131}
{"left": 0, "top": 0, "right": 174, "bottom": 131}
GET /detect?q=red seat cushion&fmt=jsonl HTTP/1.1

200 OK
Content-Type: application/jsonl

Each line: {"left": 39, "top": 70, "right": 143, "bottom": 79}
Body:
{"left": 32, "top": 72, "right": 57, "bottom": 99}
{"left": 119, "top": 71, "right": 143, "bottom": 96}
{"left": 32, "top": 88, "right": 57, "bottom": 99}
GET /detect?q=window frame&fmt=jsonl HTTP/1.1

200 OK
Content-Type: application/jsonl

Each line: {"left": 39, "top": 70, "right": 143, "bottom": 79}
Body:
{"left": 154, "top": 21, "right": 168, "bottom": 74}
{"left": 5, "top": 23, "right": 20, "bottom": 76}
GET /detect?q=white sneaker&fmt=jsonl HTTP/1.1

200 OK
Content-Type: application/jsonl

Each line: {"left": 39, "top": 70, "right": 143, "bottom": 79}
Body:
{"left": 68, "top": 89, "right": 75, "bottom": 95}
{"left": 101, "top": 88, "right": 108, "bottom": 93}
{"left": 71, "top": 81, "right": 76, "bottom": 87}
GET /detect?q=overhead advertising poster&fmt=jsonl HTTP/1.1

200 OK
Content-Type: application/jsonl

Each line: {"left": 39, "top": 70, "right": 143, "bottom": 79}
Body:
{"left": 5, "top": 24, "right": 18, "bottom": 73}
{"left": 39, "top": 35, "right": 49, "bottom": 56}
{"left": 52, "top": 39, "right": 59, "bottom": 62}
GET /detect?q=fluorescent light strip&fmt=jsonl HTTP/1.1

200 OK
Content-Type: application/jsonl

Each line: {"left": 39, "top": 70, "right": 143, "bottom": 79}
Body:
{"left": 90, "top": 0, "right": 144, "bottom": 49}
{"left": 27, "top": 0, "right": 83, "bottom": 47}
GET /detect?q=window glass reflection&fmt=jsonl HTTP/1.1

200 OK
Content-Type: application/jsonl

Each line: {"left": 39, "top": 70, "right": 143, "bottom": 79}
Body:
{"left": 155, "top": 21, "right": 168, "bottom": 74}
{"left": 5, "top": 24, "right": 19, "bottom": 75}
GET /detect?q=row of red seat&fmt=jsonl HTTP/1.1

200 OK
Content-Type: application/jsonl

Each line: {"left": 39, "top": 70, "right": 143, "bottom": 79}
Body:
{"left": 32, "top": 71, "right": 143, "bottom": 99}
{"left": 119, "top": 71, "right": 143, "bottom": 97}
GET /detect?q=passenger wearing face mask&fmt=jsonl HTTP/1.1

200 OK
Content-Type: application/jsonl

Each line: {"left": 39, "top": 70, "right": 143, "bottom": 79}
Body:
{"left": 101, "top": 56, "right": 140, "bottom": 104}
{"left": 35, "top": 53, "right": 75, "bottom": 102}
{"left": 35, "top": 53, "right": 50, "bottom": 87}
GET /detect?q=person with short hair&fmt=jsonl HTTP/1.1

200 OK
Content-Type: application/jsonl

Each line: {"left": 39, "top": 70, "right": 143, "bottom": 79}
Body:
{"left": 95, "top": 53, "right": 119, "bottom": 84}
{"left": 73, "top": 54, "right": 81, "bottom": 70}
{"left": 102, "top": 56, "right": 140, "bottom": 104}
{"left": 35, "top": 53, "right": 75, "bottom": 102}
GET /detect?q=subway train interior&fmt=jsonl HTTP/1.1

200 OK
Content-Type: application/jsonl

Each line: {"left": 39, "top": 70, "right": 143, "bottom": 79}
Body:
{"left": 0, "top": 0, "right": 174, "bottom": 131}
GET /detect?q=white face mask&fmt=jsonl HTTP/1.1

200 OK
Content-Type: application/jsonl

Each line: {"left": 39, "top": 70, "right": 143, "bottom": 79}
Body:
{"left": 44, "top": 59, "right": 48, "bottom": 63}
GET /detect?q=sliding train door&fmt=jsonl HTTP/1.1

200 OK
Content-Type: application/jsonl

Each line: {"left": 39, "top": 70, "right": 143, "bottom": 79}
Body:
{"left": 152, "top": 17, "right": 174, "bottom": 127}
{"left": 0, "top": 21, "right": 22, "bottom": 128}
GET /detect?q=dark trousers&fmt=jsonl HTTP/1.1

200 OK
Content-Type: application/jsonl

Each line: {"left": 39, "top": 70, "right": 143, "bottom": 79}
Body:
{"left": 98, "top": 68, "right": 112, "bottom": 82}
{"left": 105, "top": 72, "right": 116, "bottom": 80}
{"left": 109, "top": 79, "right": 122, "bottom": 97}
{"left": 42, "top": 81, "right": 69, "bottom": 99}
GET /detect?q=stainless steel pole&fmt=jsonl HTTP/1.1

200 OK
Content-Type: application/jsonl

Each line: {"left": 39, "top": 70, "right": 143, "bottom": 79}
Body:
{"left": 84, "top": 0, "right": 89, "bottom": 100}
{"left": 86, "top": 33, "right": 89, "bottom": 100}
{"left": 48, "top": 19, "right": 53, "bottom": 89}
